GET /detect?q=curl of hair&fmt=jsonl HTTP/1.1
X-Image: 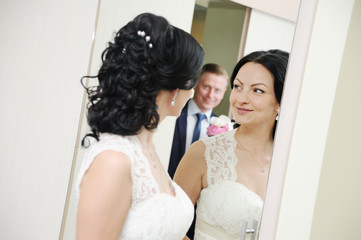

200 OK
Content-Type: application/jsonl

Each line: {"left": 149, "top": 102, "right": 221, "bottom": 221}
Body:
{"left": 230, "top": 49, "right": 289, "bottom": 138}
{"left": 81, "top": 13, "right": 204, "bottom": 146}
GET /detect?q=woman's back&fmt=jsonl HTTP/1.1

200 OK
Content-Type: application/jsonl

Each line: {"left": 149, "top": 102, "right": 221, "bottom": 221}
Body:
{"left": 76, "top": 133, "right": 194, "bottom": 240}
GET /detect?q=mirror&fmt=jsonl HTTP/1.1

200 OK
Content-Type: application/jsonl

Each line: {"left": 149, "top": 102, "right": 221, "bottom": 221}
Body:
{"left": 60, "top": 0, "right": 299, "bottom": 239}
{"left": 180, "top": 0, "right": 298, "bottom": 239}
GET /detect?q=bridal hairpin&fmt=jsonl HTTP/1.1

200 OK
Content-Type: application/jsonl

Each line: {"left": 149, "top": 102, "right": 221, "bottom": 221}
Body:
{"left": 137, "top": 30, "right": 153, "bottom": 48}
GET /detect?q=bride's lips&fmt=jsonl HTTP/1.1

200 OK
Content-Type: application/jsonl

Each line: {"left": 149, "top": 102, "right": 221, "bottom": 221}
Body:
{"left": 236, "top": 107, "right": 252, "bottom": 115}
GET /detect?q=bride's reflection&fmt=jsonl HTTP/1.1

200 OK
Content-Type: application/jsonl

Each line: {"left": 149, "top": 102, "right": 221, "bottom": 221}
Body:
{"left": 174, "top": 49, "right": 289, "bottom": 240}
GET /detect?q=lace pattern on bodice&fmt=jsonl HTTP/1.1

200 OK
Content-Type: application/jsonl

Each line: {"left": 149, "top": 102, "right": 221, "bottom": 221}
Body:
{"left": 75, "top": 133, "right": 158, "bottom": 205}
{"left": 196, "top": 129, "right": 263, "bottom": 240}
{"left": 201, "top": 129, "right": 238, "bottom": 185}
{"left": 75, "top": 133, "right": 194, "bottom": 240}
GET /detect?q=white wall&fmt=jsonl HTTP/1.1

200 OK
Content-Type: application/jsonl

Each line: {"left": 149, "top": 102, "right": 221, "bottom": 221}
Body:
{"left": 0, "top": 0, "right": 99, "bottom": 239}
{"left": 61, "top": 0, "right": 197, "bottom": 239}
{"left": 309, "top": 1, "right": 361, "bottom": 239}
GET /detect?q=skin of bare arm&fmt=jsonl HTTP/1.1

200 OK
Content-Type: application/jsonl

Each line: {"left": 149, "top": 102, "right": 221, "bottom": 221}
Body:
{"left": 76, "top": 150, "right": 132, "bottom": 240}
{"left": 174, "top": 140, "right": 207, "bottom": 206}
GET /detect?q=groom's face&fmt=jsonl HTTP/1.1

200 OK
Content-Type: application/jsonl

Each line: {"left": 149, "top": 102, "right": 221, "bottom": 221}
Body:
{"left": 193, "top": 72, "right": 227, "bottom": 112}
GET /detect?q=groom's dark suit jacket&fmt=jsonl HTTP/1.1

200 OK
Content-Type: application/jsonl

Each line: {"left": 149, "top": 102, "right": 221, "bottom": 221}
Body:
{"left": 168, "top": 102, "right": 189, "bottom": 179}
{"left": 168, "top": 101, "right": 216, "bottom": 178}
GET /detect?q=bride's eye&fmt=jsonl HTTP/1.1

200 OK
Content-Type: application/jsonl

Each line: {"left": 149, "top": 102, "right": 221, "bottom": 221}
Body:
{"left": 254, "top": 88, "right": 264, "bottom": 93}
{"left": 233, "top": 84, "right": 241, "bottom": 90}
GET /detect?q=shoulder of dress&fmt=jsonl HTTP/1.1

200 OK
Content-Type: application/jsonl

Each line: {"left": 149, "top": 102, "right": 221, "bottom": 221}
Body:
{"left": 86, "top": 134, "right": 137, "bottom": 162}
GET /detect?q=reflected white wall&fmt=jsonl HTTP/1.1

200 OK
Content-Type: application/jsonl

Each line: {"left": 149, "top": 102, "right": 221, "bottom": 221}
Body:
{"left": 244, "top": 9, "right": 296, "bottom": 55}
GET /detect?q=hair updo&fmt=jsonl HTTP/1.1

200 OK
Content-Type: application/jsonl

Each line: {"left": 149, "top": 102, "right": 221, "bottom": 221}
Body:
{"left": 81, "top": 13, "right": 204, "bottom": 145}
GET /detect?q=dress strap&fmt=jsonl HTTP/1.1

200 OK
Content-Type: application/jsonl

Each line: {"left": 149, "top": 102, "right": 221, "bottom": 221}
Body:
{"left": 200, "top": 129, "right": 238, "bottom": 185}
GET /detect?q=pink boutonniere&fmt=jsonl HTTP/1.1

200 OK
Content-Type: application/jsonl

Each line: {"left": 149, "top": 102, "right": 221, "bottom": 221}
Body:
{"left": 206, "top": 115, "right": 234, "bottom": 137}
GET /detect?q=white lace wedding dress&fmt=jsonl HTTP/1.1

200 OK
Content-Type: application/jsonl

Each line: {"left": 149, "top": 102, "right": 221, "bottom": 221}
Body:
{"left": 195, "top": 130, "right": 264, "bottom": 240}
{"left": 75, "top": 133, "right": 194, "bottom": 240}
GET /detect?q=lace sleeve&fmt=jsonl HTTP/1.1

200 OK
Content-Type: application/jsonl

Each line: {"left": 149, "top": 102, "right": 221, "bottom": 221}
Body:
{"left": 75, "top": 134, "right": 158, "bottom": 206}
{"left": 201, "top": 130, "right": 238, "bottom": 185}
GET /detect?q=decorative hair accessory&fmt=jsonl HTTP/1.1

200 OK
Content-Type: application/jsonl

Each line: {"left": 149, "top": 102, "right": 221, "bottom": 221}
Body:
{"left": 276, "top": 108, "right": 280, "bottom": 121}
{"left": 137, "top": 30, "right": 153, "bottom": 48}
{"left": 206, "top": 115, "right": 234, "bottom": 136}
{"left": 137, "top": 30, "right": 145, "bottom": 37}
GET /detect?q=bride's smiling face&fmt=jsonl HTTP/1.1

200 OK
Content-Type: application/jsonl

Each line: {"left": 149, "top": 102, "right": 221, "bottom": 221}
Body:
{"left": 230, "top": 62, "right": 279, "bottom": 126}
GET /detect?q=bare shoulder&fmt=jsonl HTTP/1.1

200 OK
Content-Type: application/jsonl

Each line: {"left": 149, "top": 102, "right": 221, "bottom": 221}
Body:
{"left": 87, "top": 150, "right": 131, "bottom": 181}
{"left": 80, "top": 150, "right": 132, "bottom": 190}
{"left": 92, "top": 150, "right": 131, "bottom": 171}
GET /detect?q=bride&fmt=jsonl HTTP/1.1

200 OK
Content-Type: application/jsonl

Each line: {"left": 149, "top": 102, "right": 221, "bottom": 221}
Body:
{"left": 174, "top": 50, "right": 288, "bottom": 240}
{"left": 75, "top": 12, "right": 204, "bottom": 240}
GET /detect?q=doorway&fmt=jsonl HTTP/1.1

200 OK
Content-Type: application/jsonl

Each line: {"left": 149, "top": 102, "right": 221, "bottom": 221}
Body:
{"left": 190, "top": 0, "right": 248, "bottom": 116}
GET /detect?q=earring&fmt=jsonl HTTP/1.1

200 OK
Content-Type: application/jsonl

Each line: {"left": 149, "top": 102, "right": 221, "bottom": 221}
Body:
{"left": 171, "top": 89, "right": 179, "bottom": 107}
{"left": 276, "top": 108, "right": 280, "bottom": 121}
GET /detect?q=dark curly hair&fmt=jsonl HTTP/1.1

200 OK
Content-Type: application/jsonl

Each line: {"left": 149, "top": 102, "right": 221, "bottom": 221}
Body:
{"left": 230, "top": 49, "right": 289, "bottom": 138}
{"left": 81, "top": 13, "right": 204, "bottom": 146}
